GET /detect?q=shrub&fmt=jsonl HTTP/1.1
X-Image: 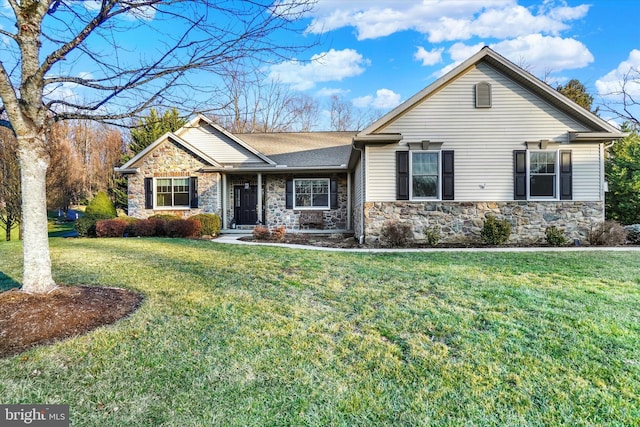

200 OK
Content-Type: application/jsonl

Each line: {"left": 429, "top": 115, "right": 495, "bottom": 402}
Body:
{"left": 588, "top": 221, "right": 628, "bottom": 246}
{"left": 95, "top": 219, "right": 128, "bottom": 238}
{"left": 149, "top": 213, "right": 181, "bottom": 222}
{"left": 189, "top": 213, "right": 221, "bottom": 236}
{"left": 74, "top": 213, "right": 113, "bottom": 237}
{"left": 380, "top": 220, "right": 413, "bottom": 247}
{"left": 424, "top": 225, "right": 441, "bottom": 247}
{"left": 480, "top": 215, "right": 511, "bottom": 245}
{"left": 545, "top": 225, "right": 568, "bottom": 247}
{"left": 128, "top": 218, "right": 162, "bottom": 237}
{"left": 271, "top": 225, "right": 286, "bottom": 241}
{"left": 165, "top": 219, "right": 202, "bottom": 238}
{"left": 253, "top": 225, "right": 271, "bottom": 240}
{"left": 625, "top": 224, "right": 640, "bottom": 245}
{"left": 85, "top": 191, "right": 117, "bottom": 218}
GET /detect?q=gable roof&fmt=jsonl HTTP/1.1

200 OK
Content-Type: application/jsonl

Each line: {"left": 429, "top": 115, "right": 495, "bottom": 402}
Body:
{"left": 356, "top": 46, "right": 625, "bottom": 142}
{"left": 116, "top": 131, "right": 222, "bottom": 172}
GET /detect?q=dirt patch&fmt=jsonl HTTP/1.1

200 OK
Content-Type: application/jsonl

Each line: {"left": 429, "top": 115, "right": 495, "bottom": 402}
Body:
{"left": 0, "top": 285, "right": 143, "bottom": 359}
{"left": 239, "top": 233, "right": 361, "bottom": 248}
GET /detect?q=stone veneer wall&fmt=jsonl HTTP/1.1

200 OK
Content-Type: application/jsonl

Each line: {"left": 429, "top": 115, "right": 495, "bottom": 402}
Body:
{"left": 363, "top": 201, "right": 604, "bottom": 245}
{"left": 128, "top": 140, "right": 220, "bottom": 218}
{"left": 264, "top": 174, "right": 349, "bottom": 230}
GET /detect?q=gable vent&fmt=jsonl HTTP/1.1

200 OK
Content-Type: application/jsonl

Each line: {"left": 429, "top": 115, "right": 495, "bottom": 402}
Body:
{"left": 475, "top": 81, "right": 492, "bottom": 108}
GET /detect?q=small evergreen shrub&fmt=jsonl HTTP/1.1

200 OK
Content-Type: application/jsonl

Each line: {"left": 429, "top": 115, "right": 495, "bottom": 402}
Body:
{"left": 95, "top": 219, "right": 128, "bottom": 238}
{"left": 253, "top": 225, "right": 271, "bottom": 240}
{"left": 625, "top": 224, "right": 640, "bottom": 244}
{"left": 189, "top": 213, "right": 221, "bottom": 236}
{"left": 545, "top": 225, "right": 568, "bottom": 247}
{"left": 165, "top": 219, "right": 202, "bottom": 238}
{"left": 271, "top": 225, "right": 286, "bottom": 241}
{"left": 74, "top": 213, "right": 113, "bottom": 237}
{"left": 380, "top": 220, "right": 413, "bottom": 247}
{"left": 588, "top": 221, "right": 628, "bottom": 246}
{"left": 85, "top": 191, "right": 117, "bottom": 218}
{"left": 480, "top": 215, "right": 511, "bottom": 245}
{"left": 424, "top": 225, "right": 441, "bottom": 247}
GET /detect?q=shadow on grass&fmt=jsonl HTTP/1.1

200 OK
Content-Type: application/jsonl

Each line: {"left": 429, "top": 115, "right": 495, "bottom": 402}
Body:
{"left": 0, "top": 271, "right": 21, "bottom": 292}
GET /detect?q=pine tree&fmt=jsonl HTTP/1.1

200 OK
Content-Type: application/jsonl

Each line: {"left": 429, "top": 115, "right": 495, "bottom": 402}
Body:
{"left": 129, "top": 108, "right": 187, "bottom": 155}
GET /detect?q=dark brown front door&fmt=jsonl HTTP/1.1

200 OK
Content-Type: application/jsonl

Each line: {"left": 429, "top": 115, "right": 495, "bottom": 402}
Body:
{"left": 234, "top": 185, "right": 258, "bottom": 225}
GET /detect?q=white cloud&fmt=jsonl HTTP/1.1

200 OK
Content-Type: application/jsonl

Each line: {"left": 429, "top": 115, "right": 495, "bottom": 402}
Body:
{"left": 353, "top": 88, "right": 401, "bottom": 109}
{"left": 432, "top": 35, "right": 592, "bottom": 79}
{"left": 305, "top": 0, "right": 589, "bottom": 42}
{"left": 268, "top": 48, "right": 369, "bottom": 91}
{"left": 414, "top": 47, "right": 444, "bottom": 66}
{"left": 596, "top": 50, "right": 640, "bottom": 98}
{"left": 491, "top": 34, "right": 593, "bottom": 72}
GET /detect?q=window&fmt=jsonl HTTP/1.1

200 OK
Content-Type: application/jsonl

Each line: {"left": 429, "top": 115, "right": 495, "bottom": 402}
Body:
{"left": 411, "top": 151, "right": 440, "bottom": 199}
{"left": 156, "top": 177, "right": 190, "bottom": 207}
{"left": 294, "top": 178, "right": 329, "bottom": 209}
{"left": 529, "top": 151, "right": 557, "bottom": 198}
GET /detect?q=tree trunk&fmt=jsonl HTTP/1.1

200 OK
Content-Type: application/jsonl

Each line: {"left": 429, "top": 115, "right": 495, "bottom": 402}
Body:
{"left": 5, "top": 220, "right": 11, "bottom": 242}
{"left": 17, "top": 134, "right": 57, "bottom": 293}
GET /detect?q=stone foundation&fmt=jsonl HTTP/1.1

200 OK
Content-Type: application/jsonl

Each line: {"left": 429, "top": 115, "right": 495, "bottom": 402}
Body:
{"left": 364, "top": 201, "right": 603, "bottom": 245}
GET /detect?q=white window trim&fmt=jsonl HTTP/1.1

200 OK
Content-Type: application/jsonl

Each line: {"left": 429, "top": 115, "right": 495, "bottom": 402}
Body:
{"left": 527, "top": 150, "right": 559, "bottom": 201}
{"left": 410, "top": 150, "right": 441, "bottom": 201}
{"left": 293, "top": 178, "right": 330, "bottom": 210}
{"left": 153, "top": 177, "right": 191, "bottom": 210}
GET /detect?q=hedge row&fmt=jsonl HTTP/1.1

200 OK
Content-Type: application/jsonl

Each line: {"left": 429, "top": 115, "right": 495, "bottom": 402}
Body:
{"left": 86, "top": 213, "right": 221, "bottom": 238}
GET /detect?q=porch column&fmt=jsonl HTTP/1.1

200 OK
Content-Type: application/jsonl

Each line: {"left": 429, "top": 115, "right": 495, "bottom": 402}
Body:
{"left": 257, "top": 173, "right": 263, "bottom": 224}
{"left": 221, "top": 174, "right": 227, "bottom": 229}
{"left": 347, "top": 172, "right": 351, "bottom": 231}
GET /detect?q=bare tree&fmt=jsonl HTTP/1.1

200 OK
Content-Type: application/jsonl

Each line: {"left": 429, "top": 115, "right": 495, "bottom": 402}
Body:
{"left": 0, "top": 0, "right": 315, "bottom": 293}
{"left": 289, "top": 94, "right": 319, "bottom": 131}
{"left": 599, "top": 67, "right": 640, "bottom": 130}
{"left": 329, "top": 95, "right": 355, "bottom": 131}
{"left": 214, "top": 65, "right": 314, "bottom": 133}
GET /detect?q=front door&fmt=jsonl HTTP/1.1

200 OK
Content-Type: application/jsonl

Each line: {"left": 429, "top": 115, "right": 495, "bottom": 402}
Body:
{"left": 234, "top": 185, "right": 258, "bottom": 225}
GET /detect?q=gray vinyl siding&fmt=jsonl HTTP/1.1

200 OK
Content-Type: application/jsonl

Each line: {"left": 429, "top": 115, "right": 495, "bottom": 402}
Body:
{"left": 180, "top": 124, "right": 266, "bottom": 165}
{"left": 366, "top": 62, "right": 602, "bottom": 202}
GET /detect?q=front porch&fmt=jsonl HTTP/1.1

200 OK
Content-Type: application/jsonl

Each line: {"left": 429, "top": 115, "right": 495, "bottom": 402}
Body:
{"left": 220, "top": 172, "right": 352, "bottom": 232}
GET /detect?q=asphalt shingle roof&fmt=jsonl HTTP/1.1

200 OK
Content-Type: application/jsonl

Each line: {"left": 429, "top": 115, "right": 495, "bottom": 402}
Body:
{"left": 235, "top": 131, "right": 355, "bottom": 168}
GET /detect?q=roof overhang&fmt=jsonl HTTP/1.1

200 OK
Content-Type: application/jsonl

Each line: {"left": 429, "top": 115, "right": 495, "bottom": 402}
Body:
{"left": 114, "top": 167, "right": 138, "bottom": 174}
{"left": 352, "top": 133, "right": 403, "bottom": 149}
{"left": 201, "top": 165, "right": 350, "bottom": 174}
{"left": 569, "top": 131, "right": 628, "bottom": 142}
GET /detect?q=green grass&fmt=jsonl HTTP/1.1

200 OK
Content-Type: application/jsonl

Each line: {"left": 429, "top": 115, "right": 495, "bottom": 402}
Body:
{"left": 0, "top": 213, "right": 76, "bottom": 241}
{"left": 1, "top": 238, "right": 639, "bottom": 426}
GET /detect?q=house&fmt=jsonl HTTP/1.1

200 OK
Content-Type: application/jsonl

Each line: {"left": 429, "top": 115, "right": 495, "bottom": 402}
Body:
{"left": 117, "top": 47, "right": 625, "bottom": 244}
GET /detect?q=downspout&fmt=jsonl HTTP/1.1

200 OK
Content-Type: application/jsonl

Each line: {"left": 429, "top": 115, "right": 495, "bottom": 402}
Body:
{"left": 352, "top": 141, "right": 365, "bottom": 245}
{"left": 602, "top": 140, "right": 617, "bottom": 221}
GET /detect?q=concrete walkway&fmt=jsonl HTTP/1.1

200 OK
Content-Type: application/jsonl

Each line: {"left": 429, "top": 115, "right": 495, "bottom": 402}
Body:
{"left": 214, "top": 234, "right": 640, "bottom": 253}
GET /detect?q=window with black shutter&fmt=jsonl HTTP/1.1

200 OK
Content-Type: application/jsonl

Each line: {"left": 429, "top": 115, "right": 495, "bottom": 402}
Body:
{"left": 513, "top": 150, "right": 527, "bottom": 200}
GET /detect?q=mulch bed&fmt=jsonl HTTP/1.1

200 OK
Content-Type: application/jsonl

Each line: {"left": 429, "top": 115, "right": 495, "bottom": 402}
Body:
{"left": 0, "top": 285, "right": 143, "bottom": 359}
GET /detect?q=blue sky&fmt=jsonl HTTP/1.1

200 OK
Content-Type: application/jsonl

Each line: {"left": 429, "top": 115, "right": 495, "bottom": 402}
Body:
{"left": 2, "top": 0, "right": 638, "bottom": 130}
{"left": 264, "top": 0, "right": 640, "bottom": 127}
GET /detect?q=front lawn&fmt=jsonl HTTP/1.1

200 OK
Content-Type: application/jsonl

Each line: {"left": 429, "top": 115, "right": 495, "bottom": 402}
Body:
{"left": 1, "top": 238, "right": 639, "bottom": 426}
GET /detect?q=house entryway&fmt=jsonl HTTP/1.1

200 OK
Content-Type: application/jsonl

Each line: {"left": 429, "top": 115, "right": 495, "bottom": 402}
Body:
{"left": 234, "top": 185, "right": 264, "bottom": 225}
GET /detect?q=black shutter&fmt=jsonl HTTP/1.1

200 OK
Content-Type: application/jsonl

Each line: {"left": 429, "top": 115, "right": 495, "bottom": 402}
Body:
{"left": 286, "top": 179, "right": 293, "bottom": 209}
{"left": 396, "top": 151, "right": 409, "bottom": 200}
{"left": 330, "top": 179, "right": 338, "bottom": 209}
{"left": 190, "top": 177, "right": 199, "bottom": 208}
{"left": 441, "top": 150, "right": 454, "bottom": 200}
{"left": 560, "top": 150, "right": 572, "bottom": 200}
{"left": 514, "top": 150, "right": 527, "bottom": 200}
{"left": 144, "top": 177, "right": 153, "bottom": 209}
